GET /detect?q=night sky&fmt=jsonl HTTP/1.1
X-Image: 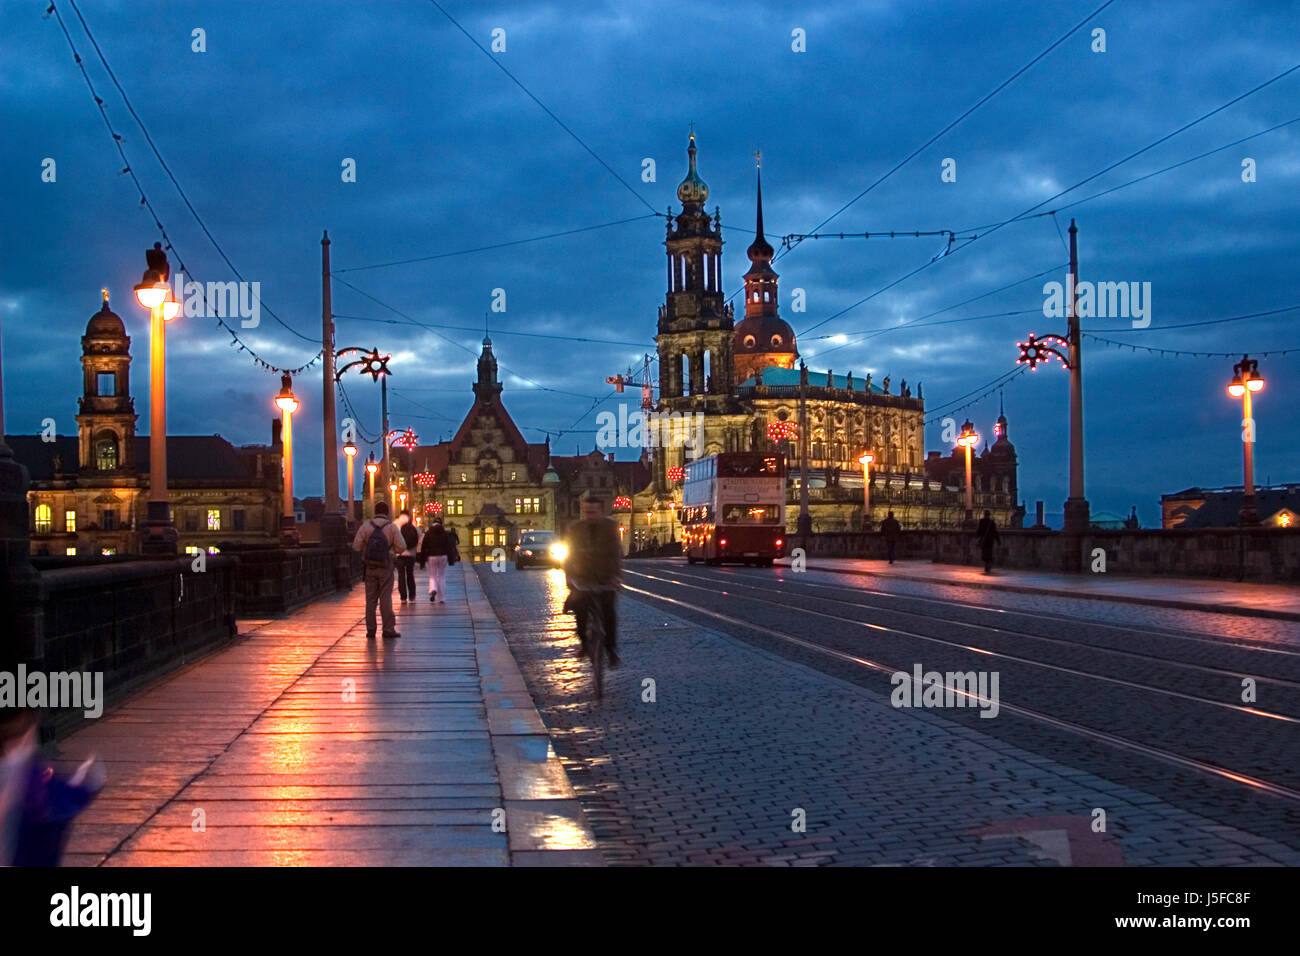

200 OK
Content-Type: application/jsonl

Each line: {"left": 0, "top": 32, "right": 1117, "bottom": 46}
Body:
{"left": 5, "top": 0, "right": 1298, "bottom": 526}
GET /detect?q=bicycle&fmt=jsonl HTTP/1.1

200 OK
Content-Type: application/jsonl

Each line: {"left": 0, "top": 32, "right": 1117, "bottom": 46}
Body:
{"left": 569, "top": 585, "right": 614, "bottom": 701}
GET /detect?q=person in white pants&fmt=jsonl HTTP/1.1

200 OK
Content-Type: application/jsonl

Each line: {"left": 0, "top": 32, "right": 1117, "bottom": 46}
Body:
{"left": 417, "top": 516, "right": 454, "bottom": 603}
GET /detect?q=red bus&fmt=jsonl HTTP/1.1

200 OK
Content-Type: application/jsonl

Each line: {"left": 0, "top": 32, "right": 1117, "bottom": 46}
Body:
{"left": 681, "top": 452, "right": 786, "bottom": 566}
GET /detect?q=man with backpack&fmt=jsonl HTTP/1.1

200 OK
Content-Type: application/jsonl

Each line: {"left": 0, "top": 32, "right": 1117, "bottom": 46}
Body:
{"left": 352, "top": 500, "right": 404, "bottom": 639}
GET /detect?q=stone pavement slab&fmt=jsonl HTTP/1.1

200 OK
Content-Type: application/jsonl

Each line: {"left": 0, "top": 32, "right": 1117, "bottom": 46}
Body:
{"left": 53, "top": 562, "right": 598, "bottom": 866}
{"left": 781, "top": 557, "right": 1300, "bottom": 620}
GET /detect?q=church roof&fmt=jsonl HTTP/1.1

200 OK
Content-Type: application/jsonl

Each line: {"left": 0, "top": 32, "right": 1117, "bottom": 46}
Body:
{"left": 737, "top": 366, "right": 884, "bottom": 393}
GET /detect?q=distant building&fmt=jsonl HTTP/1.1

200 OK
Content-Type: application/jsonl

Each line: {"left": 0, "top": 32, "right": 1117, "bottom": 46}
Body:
{"left": 1161, "top": 484, "right": 1300, "bottom": 529}
{"left": 395, "top": 337, "right": 650, "bottom": 559}
{"left": 6, "top": 293, "right": 282, "bottom": 556}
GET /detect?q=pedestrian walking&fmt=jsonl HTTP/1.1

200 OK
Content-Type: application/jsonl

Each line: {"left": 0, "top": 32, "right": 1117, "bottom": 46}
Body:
{"left": 352, "top": 500, "right": 404, "bottom": 639}
{"left": 418, "top": 515, "right": 452, "bottom": 604}
{"left": 975, "top": 509, "right": 1000, "bottom": 574}
{"left": 880, "top": 510, "right": 902, "bottom": 564}
{"left": 395, "top": 510, "right": 419, "bottom": 603}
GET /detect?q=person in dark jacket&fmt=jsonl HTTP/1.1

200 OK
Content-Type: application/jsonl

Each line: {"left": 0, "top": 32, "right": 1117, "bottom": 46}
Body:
{"left": 975, "top": 510, "right": 999, "bottom": 574}
{"left": 564, "top": 492, "right": 623, "bottom": 666}
{"left": 880, "top": 511, "right": 902, "bottom": 564}
{"left": 418, "top": 516, "right": 452, "bottom": 603}
{"left": 395, "top": 510, "right": 419, "bottom": 602}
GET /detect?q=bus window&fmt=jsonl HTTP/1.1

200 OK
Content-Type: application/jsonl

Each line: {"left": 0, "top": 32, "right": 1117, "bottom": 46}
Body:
{"left": 721, "top": 504, "right": 782, "bottom": 524}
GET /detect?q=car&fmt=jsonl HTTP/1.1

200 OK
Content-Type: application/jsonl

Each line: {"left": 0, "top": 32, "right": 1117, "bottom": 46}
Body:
{"left": 515, "top": 531, "right": 567, "bottom": 569}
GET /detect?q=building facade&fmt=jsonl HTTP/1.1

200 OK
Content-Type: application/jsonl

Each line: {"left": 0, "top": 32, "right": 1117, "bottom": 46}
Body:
{"left": 7, "top": 293, "right": 282, "bottom": 556}
{"left": 633, "top": 136, "right": 1025, "bottom": 537}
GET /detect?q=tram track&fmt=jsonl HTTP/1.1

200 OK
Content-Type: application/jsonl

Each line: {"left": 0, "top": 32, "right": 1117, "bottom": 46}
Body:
{"left": 621, "top": 565, "right": 1300, "bottom": 806}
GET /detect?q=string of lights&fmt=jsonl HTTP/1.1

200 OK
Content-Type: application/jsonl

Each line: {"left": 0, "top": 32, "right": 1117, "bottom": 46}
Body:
{"left": 1083, "top": 334, "right": 1300, "bottom": 359}
{"left": 426, "top": 0, "right": 658, "bottom": 217}
{"left": 49, "top": 1, "right": 320, "bottom": 376}
{"left": 924, "top": 367, "right": 1027, "bottom": 425}
{"left": 1086, "top": 304, "right": 1300, "bottom": 333}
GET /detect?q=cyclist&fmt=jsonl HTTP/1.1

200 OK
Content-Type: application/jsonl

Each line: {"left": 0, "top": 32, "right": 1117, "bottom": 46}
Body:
{"left": 564, "top": 490, "right": 622, "bottom": 667}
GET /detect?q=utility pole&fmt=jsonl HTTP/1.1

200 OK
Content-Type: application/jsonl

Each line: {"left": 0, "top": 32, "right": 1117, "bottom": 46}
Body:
{"left": 797, "top": 360, "right": 811, "bottom": 537}
{"left": 321, "top": 231, "right": 340, "bottom": 517}
{"left": 1062, "top": 219, "right": 1090, "bottom": 539}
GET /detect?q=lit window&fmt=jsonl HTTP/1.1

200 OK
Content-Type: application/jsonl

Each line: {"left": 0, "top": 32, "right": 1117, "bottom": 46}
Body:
{"left": 511, "top": 471, "right": 517, "bottom": 481}
{"left": 185, "top": 546, "right": 202, "bottom": 555}
{"left": 771, "top": 335, "right": 783, "bottom": 348}
{"left": 461, "top": 473, "right": 467, "bottom": 482}
{"left": 208, "top": 546, "right": 221, "bottom": 554}
{"left": 34, "top": 504, "right": 51, "bottom": 534}
{"left": 65, "top": 510, "right": 76, "bottom": 533}
{"left": 95, "top": 437, "right": 117, "bottom": 471}
{"left": 207, "top": 509, "right": 221, "bottom": 531}
{"left": 65, "top": 547, "right": 77, "bottom": 556}
{"left": 472, "top": 529, "right": 482, "bottom": 548}
{"left": 485, "top": 528, "right": 496, "bottom": 546}
{"left": 743, "top": 335, "right": 756, "bottom": 348}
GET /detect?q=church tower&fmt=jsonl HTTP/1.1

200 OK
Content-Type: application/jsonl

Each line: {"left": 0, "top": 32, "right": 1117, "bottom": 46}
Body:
{"left": 734, "top": 158, "right": 798, "bottom": 383}
{"left": 656, "top": 132, "right": 734, "bottom": 413}
{"left": 76, "top": 290, "right": 137, "bottom": 477}
{"left": 473, "top": 336, "right": 503, "bottom": 404}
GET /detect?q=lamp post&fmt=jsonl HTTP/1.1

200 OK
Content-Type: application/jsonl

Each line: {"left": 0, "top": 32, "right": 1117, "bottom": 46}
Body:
{"left": 796, "top": 361, "right": 812, "bottom": 537}
{"left": 343, "top": 441, "right": 357, "bottom": 523}
{"left": 388, "top": 481, "right": 398, "bottom": 515}
{"left": 134, "top": 242, "right": 181, "bottom": 555}
{"left": 957, "top": 420, "right": 979, "bottom": 529}
{"left": 1227, "top": 354, "right": 1265, "bottom": 526}
{"left": 857, "top": 452, "right": 874, "bottom": 531}
{"left": 365, "top": 453, "right": 378, "bottom": 517}
{"left": 275, "top": 374, "right": 299, "bottom": 545}
{"left": 335, "top": 345, "right": 393, "bottom": 498}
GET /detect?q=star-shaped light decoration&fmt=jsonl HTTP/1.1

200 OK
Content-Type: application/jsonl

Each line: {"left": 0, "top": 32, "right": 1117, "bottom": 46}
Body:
{"left": 1016, "top": 333, "right": 1071, "bottom": 371}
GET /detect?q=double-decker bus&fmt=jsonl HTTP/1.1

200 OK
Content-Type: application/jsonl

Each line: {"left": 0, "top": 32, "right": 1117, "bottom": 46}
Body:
{"left": 681, "top": 452, "right": 786, "bottom": 566}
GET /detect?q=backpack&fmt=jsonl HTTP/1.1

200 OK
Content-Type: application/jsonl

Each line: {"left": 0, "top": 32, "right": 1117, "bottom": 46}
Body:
{"left": 364, "top": 520, "right": 392, "bottom": 566}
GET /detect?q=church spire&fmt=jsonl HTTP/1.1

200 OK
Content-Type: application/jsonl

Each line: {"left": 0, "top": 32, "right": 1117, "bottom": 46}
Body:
{"left": 473, "top": 336, "right": 502, "bottom": 403}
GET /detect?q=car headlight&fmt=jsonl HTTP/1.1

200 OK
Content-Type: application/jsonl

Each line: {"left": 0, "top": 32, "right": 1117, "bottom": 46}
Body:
{"left": 549, "top": 542, "right": 568, "bottom": 561}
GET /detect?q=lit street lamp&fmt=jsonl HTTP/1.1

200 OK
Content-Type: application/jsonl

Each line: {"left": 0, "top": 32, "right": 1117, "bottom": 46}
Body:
{"left": 857, "top": 452, "right": 874, "bottom": 531}
{"left": 275, "top": 374, "right": 300, "bottom": 545}
{"left": 388, "top": 481, "right": 398, "bottom": 515}
{"left": 1227, "top": 354, "right": 1265, "bottom": 526}
{"left": 365, "top": 453, "right": 378, "bottom": 517}
{"left": 134, "top": 242, "right": 181, "bottom": 555}
{"left": 343, "top": 440, "right": 357, "bottom": 523}
{"left": 956, "top": 420, "right": 979, "bottom": 529}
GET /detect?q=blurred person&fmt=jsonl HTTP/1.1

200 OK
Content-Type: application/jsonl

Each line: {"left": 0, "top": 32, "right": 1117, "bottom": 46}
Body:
{"left": 0, "top": 707, "right": 105, "bottom": 867}
{"left": 395, "top": 510, "right": 419, "bottom": 603}
{"left": 564, "top": 491, "right": 622, "bottom": 667}
{"left": 418, "top": 515, "right": 452, "bottom": 604}
{"left": 976, "top": 509, "right": 1000, "bottom": 574}
{"left": 880, "top": 510, "right": 902, "bottom": 564}
{"left": 352, "top": 500, "right": 404, "bottom": 638}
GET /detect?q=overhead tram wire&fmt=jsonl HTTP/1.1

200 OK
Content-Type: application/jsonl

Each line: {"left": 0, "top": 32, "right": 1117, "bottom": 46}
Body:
{"left": 64, "top": 0, "right": 319, "bottom": 348}
{"left": 333, "top": 214, "right": 660, "bottom": 274}
{"left": 333, "top": 313, "right": 651, "bottom": 349}
{"left": 790, "top": 62, "right": 1300, "bottom": 346}
{"left": 774, "top": 0, "right": 1116, "bottom": 264}
{"left": 924, "top": 367, "right": 1028, "bottom": 426}
{"left": 331, "top": 275, "right": 604, "bottom": 402}
{"left": 426, "top": 0, "right": 659, "bottom": 217}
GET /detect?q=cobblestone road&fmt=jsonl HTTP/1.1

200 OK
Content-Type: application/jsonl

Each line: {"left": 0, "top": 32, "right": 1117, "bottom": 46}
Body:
{"left": 476, "top": 563, "right": 1300, "bottom": 866}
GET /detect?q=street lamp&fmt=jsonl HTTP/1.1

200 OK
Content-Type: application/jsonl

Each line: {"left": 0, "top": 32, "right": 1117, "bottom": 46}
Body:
{"left": 388, "top": 481, "right": 398, "bottom": 515}
{"left": 343, "top": 441, "right": 357, "bottom": 523}
{"left": 857, "top": 452, "right": 874, "bottom": 531}
{"left": 275, "top": 374, "right": 300, "bottom": 545}
{"left": 956, "top": 420, "right": 979, "bottom": 529}
{"left": 133, "top": 242, "right": 180, "bottom": 555}
{"left": 365, "top": 453, "right": 378, "bottom": 517}
{"left": 1227, "top": 354, "right": 1265, "bottom": 526}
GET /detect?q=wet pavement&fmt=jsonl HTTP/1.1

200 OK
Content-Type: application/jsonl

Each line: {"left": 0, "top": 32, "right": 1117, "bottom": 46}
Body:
{"left": 56, "top": 564, "right": 600, "bottom": 866}
{"left": 785, "top": 558, "right": 1300, "bottom": 620}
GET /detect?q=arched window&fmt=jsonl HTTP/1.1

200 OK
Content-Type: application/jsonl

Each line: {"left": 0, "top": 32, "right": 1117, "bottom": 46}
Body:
{"left": 95, "top": 435, "right": 118, "bottom": 471}
{"left": 34, "top": 503, "right": 52, "bottom": 534}
{"left": 743, "top": 334, "right": 756, "bottom": 349}
{"left": 770, "top": 334, "right": 783, "bottom": 348}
